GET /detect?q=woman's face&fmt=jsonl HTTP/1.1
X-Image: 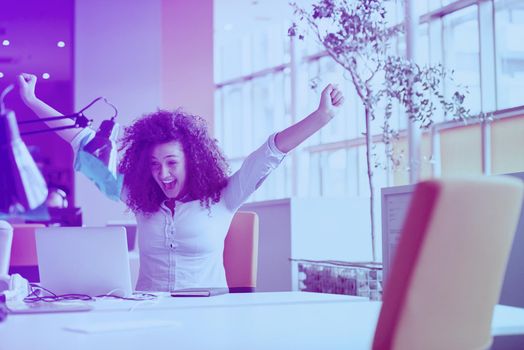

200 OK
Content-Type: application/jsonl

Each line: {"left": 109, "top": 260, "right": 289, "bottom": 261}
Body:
{"left": 150, "top": 141, "right": 188, "bottom": 199}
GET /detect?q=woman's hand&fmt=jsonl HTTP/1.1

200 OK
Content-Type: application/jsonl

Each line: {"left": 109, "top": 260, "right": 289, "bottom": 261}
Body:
{"left": 274, "top": 83, "right": 346, "bottom": 153}
{"left": 317, "top": 84, "right": 345, "bottom": 121}
{"left": 14, "top": 73, "right": 76, "bottom": 143}
{"left": 17, "top": 73, "right": 38, "bottom": 106}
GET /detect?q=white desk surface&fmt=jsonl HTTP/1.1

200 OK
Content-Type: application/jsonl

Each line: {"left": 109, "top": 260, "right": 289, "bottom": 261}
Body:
{"left": 90, "top": 290, "right": 367, "bottom": 312}
{"left": 1, "top": 292, "right": 523, "bottom": 350}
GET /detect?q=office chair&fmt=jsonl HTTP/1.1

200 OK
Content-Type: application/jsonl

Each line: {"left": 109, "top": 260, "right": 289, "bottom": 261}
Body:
{"left": 9, "top": 223, "right": 46, "bottom": 282}
{"left": 373, "top": 177, "right": 524, "bottom": 350}
{"left": 223, "top": 211, "right": 259, "bottom": 293}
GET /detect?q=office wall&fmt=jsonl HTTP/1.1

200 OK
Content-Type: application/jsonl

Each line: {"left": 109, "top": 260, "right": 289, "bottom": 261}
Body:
{"left": 241, "top": 197, "right": 374, "bottom": 291}
{"left": 160, "top": 0, "right": 214, "bottom": 132}
{"left": 74, "top": 0, "right": 214, "bottom": 225}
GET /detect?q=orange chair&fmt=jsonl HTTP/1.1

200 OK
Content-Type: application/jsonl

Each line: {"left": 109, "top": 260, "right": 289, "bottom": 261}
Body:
{"left": 373, "top": 177, "right": 524, "bottom": 350}
{"left": 223, "top": 211, "right": 259, "bottom": 293}
{"left": 9, "top": 223, "right": 46, "bottom": 282}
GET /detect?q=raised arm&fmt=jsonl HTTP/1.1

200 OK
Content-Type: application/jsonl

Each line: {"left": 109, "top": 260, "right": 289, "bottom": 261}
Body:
{"left": 223, "top": 84, "right": 345, "bottom": 211}
{"left": 17, "top": 73, "right": 122, "bottom": 200}
{"left": 17, "top": 73, "right": 82, "bottom": 143}
{"left": 275, "top": 84, "right": 344, "bottom": 153}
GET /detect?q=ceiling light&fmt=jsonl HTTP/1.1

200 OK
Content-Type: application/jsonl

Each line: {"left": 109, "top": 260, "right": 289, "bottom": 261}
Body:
{"left": 2, "top": 40, "right": 9, "bottom": 46}
{"left": 57, "top": 41, "right": 66, "bottom": 48}
{"left": 0, "top": 72, "right": 4, "bottom": 78}
{"left": 42, "top": 73, "right": 50, "bottom": 80}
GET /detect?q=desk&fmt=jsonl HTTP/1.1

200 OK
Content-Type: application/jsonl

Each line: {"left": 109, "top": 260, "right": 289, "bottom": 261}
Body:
{"left": 1, "top": 292, "right": 524, "bottom": 350}
{"left": 90, "top": 290, "right": 367, "bottom": 312}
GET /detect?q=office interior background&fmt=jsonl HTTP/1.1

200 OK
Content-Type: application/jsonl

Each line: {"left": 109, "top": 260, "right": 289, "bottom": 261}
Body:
{"left": 0, "top": 0, "right": 523, "bottom": 263}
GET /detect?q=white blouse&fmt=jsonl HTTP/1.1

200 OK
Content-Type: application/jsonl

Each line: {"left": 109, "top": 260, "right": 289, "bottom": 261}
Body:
{"left": 71, "top": 128, "right": 286, "bottom": 292}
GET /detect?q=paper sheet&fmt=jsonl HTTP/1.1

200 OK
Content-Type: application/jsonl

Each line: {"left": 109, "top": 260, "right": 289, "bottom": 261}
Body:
{"left": 64, "top": 319, "right": 181, "bottom": 333}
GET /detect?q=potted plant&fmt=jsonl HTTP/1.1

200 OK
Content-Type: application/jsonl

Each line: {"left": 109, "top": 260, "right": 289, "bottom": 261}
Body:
{"left": 289, "top": 0, "right": 470, "bottom": 261}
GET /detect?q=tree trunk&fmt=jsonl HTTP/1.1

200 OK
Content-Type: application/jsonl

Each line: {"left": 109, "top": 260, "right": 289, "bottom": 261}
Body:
{"left": 364, "top": 106, "right": 376, "bottom": 262}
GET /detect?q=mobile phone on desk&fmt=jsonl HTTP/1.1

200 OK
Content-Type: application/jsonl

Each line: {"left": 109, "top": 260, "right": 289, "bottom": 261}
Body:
{"left": 170, "top": 288, "right": 229, "bottom": 297}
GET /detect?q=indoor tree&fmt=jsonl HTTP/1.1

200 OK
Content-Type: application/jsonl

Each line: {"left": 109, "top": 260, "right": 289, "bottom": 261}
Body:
{"left": 289, "top": 0, "right": 470, "bottom": 261}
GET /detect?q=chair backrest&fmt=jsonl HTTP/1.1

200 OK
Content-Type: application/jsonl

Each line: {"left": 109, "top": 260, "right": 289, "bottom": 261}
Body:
{"left": 10, "top": 223, "right": 46, "bottom": 266}
{"left": 373, "top": 177, "right": 524, "bottom": 350}
{"left": 0, "top": 220, "right": 13, "bottom": 276}
{"left": 223, "top": 211, "right": 259, "bottom": 293}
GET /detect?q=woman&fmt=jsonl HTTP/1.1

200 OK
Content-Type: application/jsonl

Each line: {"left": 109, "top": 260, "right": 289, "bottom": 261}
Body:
{"left": 18, "top": 73, "right": 344, "bottom": 292}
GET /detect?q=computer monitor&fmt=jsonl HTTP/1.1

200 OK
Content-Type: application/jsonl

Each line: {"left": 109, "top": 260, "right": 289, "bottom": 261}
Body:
{"left": 380, "top": 183, "right": 414, "bottom": 284}
{"left": 35, "top": 226, "right": 133, "bottom": 297}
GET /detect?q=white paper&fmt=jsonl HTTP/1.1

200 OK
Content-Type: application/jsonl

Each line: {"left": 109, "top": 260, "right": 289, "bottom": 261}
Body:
{"left": 64, "top": 319, "right": 181, "bottom": 333}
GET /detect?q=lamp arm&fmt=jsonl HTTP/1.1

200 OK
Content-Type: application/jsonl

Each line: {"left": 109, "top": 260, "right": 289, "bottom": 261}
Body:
{"left": 0, "top": 84, "right": 117, "bottom": 139}
{"left": 19, "top": 95, "right": 116, "bottom": 126}
{"left": 18, "top": 114, "right": 82, "bottom": 124}
{"left": 20, "top": 114, "right": 92, "bottom": 136}
{"left": 17, "top": 96, "right": 117, "bottom": 136}
{"left": 21, "top": 124, "right": 85, "bottom": 136}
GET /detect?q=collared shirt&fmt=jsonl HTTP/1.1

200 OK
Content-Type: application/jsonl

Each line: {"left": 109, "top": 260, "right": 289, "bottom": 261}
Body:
{"left": 71, "top": 128, "right": 286, "bottom": 291}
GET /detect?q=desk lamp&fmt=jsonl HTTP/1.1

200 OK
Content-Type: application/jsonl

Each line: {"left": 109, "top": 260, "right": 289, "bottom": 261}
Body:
{"left": 0, "top": 84, "right": 122, "bottom": 215}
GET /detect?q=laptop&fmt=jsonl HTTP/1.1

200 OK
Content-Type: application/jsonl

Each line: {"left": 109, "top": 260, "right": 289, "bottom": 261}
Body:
{"left": 106, "top": 220, "right": 137, "bottom": 251}
{"left": 35, "top": 226, "right": 133, "bottom": 297}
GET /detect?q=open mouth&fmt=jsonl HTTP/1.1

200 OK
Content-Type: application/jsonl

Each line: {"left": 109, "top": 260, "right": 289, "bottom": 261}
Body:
{"left": 161, "top": 179, "right": 177, "bottom": 192}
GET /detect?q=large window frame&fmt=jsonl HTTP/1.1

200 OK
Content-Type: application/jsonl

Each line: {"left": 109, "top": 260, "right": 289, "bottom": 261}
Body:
{"left": 214, "top": 0, "right": 524, "bottom": 202}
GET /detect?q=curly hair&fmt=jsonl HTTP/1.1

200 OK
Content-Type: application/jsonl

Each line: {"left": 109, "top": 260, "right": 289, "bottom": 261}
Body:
{"left": 118, "top": 109, "right": 230, "bottom": 214}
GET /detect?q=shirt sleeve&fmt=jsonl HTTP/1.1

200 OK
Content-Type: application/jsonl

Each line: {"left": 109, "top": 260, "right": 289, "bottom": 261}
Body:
{"left": 71, "top": 126, "right": 124, "bottom": 202}
{"left": 222, "top": 133, "right": 287, "bottom": 211}
{"left": 70, "top": 127, "right": 96, "bottom": 162}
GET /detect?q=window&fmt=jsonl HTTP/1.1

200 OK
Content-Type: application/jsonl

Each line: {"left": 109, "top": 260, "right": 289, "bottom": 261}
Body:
{"left": 443, "top": 5, "right": 481, "bottom": 116}
{"left": 214, "top": 0, "right": 524, "bottom": 204}
{"left": 321, "top": 149, "right": 349, "bottom": 196}
{"left": 495, "top": 0, "right": 524, "bottom": 109}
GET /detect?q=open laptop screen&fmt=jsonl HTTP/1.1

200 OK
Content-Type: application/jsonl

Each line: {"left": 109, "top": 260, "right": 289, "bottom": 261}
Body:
{"left": 35, "top": 226, "right": 133, "bottom": 297}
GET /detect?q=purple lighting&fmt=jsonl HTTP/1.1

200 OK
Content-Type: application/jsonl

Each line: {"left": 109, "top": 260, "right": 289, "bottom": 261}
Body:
{"left": 2, "top": 40, "right": 10, "bottom": 46}
{"left": 42, "top": 73, "right": 50, "bottom": 79}
{"left": 57, "top": 41, "right": 66, "bottom": 48}
{"left": 0, "top": 72, "right": 4, "bottom": 79}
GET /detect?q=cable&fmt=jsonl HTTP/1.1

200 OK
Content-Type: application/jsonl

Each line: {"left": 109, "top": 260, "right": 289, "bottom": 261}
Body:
{"left": 77, "top": 96, "right": 118, "bottom": 120}
{"left": 24, "top": 284, "right": 158, "bottom": 303}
